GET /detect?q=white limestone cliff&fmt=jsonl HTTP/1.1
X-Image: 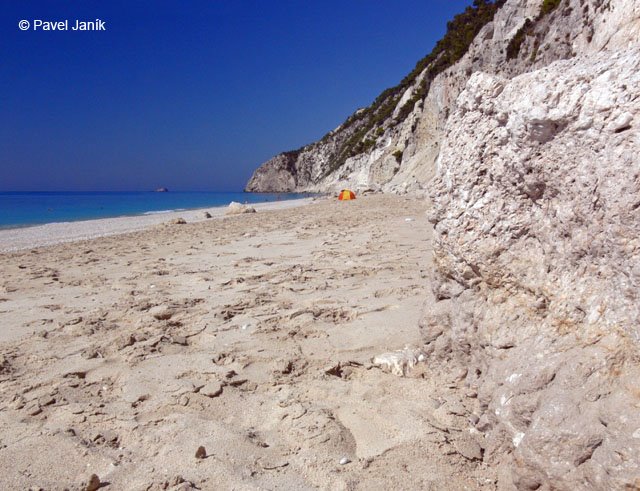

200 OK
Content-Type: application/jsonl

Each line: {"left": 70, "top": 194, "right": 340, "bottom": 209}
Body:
{"left": 423, "top": 46, "right": 640, "bottom": 489}
{"left": 247, "top": 0, "right": 638, "bottom": 196}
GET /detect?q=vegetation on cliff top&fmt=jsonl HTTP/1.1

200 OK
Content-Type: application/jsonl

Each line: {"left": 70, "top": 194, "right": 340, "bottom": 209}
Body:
{"left": 321, "top": 0, "right": 506, "bottom": 175}
{"left": 394, "top": 0, "right": 506, "bottom": 121}
{"left": 258, "top": 0, "right": 507, "bottom": 182}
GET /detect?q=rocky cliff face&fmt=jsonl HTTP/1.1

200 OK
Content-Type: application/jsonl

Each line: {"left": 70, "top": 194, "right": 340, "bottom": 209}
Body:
{"left": 246, "top": 0, "right": 633, "bottom": 195}
{"left": 423, "top": 46, "right": 640, "bottom": 489}
{"left": 421, "top": 0, "right": 640, "bottom": 488}
{"left": 247, "top": 0, "right": 508, "bottom": 193}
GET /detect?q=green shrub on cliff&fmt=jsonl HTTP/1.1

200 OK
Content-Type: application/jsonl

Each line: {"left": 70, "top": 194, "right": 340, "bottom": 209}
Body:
{"left": 395, "top": 0, "right": 505, "bottom": 120}
{"left": 323, "top": 0, "right": 505, "bottom": 175}
{"left": 506, "top": 19, "right": 533, "bottom": 60}
{"left": 540, "top": 0, "right": 563, "bottom": 17}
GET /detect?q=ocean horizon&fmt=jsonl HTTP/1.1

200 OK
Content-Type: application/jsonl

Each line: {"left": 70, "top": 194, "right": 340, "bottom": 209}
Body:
{"left": 0, "top": 191, "right": 314, "bottom": 230}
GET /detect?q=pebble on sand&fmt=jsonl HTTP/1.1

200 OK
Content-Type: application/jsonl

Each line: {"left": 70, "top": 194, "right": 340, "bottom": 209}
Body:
{"left": 453, "top": 435, "right": 483, "bottom": 461}
{"left": 195, "top": 446, "right": 207, "bottom": 459}
{"left": 339, "top": 457, "right": 351, "bottom": 465}
{"left": 84, "top": 473, "right": 101, "bottom": 491}
{"left": 200, "top": 381, "right": 223, "bottom": 398}
{"left": 225, "top": 202, "right": 257, "bottom": 215}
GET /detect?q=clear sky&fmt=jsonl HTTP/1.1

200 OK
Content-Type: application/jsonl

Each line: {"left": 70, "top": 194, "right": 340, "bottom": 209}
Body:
{"left": 1, "top": 1, "right": 475, "bottom": 192}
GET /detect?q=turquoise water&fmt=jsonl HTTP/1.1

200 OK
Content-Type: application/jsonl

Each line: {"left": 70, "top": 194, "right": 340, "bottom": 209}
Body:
{"left": 0, "top": 192, "right": 313, "bottom": 229}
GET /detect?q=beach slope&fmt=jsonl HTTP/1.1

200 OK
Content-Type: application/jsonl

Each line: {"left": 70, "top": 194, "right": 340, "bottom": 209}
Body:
{"left": 0, "top": 195, "right": 494, "bottom": 490}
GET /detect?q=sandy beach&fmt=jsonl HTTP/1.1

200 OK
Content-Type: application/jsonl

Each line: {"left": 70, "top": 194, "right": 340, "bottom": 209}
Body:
{"left": 0, "top": 195, "right": 494, "bottom": 490}
{"left": 0, "top": 198, "right": 314, "bottom": 254}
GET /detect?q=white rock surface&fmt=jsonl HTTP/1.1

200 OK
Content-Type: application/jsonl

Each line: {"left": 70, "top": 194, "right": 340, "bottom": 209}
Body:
{"left": 247, "top": 0, "right": 639, "bottom": 195}
{"left": 225, "top": 202, "right": 256, "bottom": 215}
{"left": 423, "top": 47, "right": 640, "bottom": 489}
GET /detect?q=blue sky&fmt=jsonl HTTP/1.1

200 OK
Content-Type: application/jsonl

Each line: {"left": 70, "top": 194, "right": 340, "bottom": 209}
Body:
{"left": 1, "top": 1, "right": 475, "bottom": 191}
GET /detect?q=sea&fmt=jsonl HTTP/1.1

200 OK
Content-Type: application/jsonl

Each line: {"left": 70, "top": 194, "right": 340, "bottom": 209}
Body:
{"left": 0, "top": 191, "right": 314, "bottom": 230}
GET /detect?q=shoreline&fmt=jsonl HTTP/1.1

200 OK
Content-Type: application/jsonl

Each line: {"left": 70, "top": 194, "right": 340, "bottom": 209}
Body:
{"left": 0, "top": 197, "right": 315, "bottom": 253}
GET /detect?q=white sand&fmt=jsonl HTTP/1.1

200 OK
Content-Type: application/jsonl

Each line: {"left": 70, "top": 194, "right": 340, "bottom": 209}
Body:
{"left": 0, "top": 195, "right": 494, "bottom": 490}
{"left": 0, "top": 198, "right": 314, "bottom": 253}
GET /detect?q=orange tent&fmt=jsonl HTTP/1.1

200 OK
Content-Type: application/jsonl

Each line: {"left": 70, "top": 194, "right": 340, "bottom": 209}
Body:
{"left": 338, "top": 189, "right": 356, "bottom": 201}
